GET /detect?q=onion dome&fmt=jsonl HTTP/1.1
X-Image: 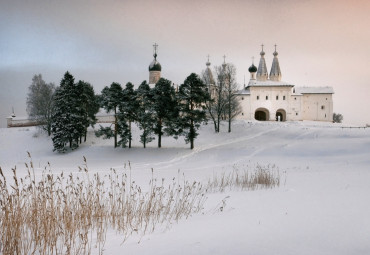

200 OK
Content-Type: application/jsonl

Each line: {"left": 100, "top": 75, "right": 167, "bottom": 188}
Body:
{"left": 149, "top": 43, "right": 162, "bottom": 71}
{"left": 149, "top": 59, "right": 162, "bottom": 71}
{"left": 248, "top": 63, "right": 257, "bottom": 73}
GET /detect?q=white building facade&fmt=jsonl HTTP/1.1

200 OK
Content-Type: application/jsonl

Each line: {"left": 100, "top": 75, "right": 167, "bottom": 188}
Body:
{"left": 235, "top": 46, "right": 334, "bottom": 122}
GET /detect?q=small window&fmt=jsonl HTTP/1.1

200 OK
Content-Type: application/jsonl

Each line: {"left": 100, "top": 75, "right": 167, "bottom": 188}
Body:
{"left": 266, "top": 96, "right": 268, "bottom": 100}
{"left": 296, "top": 112, "right": 298, "bottom": 116}
{"left": 294, "top": 97, "right": 297, "bottom": 100}
{"left": 321, "top": 105, "right": 325, "bottom": 110}
{"left": 326, "top": 98, "right": 328, "bottom": 100}
{"left": 325, "top": 114, "right": 327, "bottom": 117}
{"left": 276, "top": 96, "right": 279, "bottom": 100}
{"left": 283, "top": 96, "right": 286, "bottom": 100}
{"left": 242, "top": 97, "right": 244, "bottom": 100}
{"left": 242, "top": 113, "right": 244, "bottom": 116}
{"left": 257, "top": 96, "right": 259, "bottom": 100}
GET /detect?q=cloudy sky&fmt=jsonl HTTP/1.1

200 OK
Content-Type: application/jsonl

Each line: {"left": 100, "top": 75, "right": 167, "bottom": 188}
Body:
{"left": 1, "top": 0, "right": 370, "bottom": 127}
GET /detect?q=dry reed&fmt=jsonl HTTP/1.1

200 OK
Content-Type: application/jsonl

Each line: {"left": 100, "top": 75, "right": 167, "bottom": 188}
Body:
{"left": 0, "top": 155, "right": 282, "bottom": 254}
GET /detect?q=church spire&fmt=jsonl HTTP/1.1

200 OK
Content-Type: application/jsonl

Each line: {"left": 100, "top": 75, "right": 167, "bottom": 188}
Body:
{"left": 256, "top": 44, "right": 268, "bottom": 81}
{"left": 269, "top": 44, "right": 282, "bottom": 81}
{"left": 205, "top": 55, "right": 215, "bottom": 85}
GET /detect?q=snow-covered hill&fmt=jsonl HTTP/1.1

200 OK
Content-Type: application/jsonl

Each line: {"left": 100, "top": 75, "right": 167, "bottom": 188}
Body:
{"left": 1, "top": 121, "right": 369, "bottom": 254}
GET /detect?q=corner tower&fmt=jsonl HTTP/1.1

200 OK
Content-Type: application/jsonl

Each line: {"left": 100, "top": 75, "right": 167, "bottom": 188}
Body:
{"left": 149, "top": 43, "right": 161, "bottom": 85}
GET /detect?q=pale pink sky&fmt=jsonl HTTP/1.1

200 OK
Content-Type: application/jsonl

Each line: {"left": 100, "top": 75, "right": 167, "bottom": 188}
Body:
{"left": 1, "top": 0, "right": 370, "bottom": 126}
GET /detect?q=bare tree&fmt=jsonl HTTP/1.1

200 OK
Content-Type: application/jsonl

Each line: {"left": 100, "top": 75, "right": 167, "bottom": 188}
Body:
{"left": 26, "top": 74, "right": 55, "bottom": 135}
{"left": 223, "top": 63, "right": 242, "bottom": 132}
{"left": 201, "top": 69, "right": 218, "bottom": 132}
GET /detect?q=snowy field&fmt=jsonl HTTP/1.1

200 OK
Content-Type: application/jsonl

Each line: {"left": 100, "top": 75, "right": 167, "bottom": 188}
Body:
{"left": 1, "top": 120, "right": 370, "bottom": 255}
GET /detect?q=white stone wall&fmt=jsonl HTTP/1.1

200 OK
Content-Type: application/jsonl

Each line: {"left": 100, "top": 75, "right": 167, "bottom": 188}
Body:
{"left": 249, "top": 86, "right": 293, "bottom": 121}
{"left": 289, "top": 94, "right": 303, "bottom": 121}
{"left": 301, "top": 94, "right": 333, "bottom": 121}
{"left": 237, "top": 94, "right": 251, "bottom": 120}
{"left": 235, "top": 87, "right": 333, "bottom": 122}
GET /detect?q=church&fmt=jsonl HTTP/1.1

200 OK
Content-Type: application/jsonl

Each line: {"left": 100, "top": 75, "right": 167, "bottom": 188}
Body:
{"left": 236, "top": 45, "right": 334, "bottom": 122}
{"left": 203, "top": 45, "right": 334, "bottom": 122}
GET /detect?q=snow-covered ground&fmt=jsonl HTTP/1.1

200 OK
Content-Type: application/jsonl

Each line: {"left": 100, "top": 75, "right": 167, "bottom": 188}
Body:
{"left": 1, "top": 120, "right": 370, "bottom": 254}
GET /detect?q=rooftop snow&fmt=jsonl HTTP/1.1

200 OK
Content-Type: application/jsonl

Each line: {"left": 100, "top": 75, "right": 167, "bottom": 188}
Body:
{"left": 295, "top": 86, "right": 334, "bottom": 94}
{"left": 236, "top": 88, "right": 251, "bottom": 95}
{"left": 247, "top": 79, "right": 294, "bottom": 87}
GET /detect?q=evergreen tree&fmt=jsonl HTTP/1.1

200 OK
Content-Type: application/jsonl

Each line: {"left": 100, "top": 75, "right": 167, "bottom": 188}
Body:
{"left": 122, "top": 82, "right": 139, "bottom": 148}
{"left": 178, "top": 73, "right": 210, "bottom": 149}
{"left": 26, "top": 74, "right": 55, "bottom": 136}
{"left": 152, "top": 78, "right": 178, "bottom": 148}
{"left": 51, "top": 71, "right": 84, "bottom": 152}
{"left": 78, "top": 80, "right": 100, "bottom": 142}
{"left": 136, "top": 81, "right": 155, "bottom": 148}
{"left": 95, "top": 82, "right": 130, "bottom": 148}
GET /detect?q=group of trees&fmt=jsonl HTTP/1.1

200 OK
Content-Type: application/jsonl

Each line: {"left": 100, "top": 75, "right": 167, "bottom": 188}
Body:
{"left": 51, "top": 72, "right": 99, "bottom": 152}
{"left": 26, "top": 65, "right": 241, "bottom": 152}
{"left": 26, "top": 72, "right": 100, "bottom": 152}
{"left": 201, "top": 63, "right": 241, "bottom": 133}
{"left": 96, "top": 73, "right": 210, "bottom": 150}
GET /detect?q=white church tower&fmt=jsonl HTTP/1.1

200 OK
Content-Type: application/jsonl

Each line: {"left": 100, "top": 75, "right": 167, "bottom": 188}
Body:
{"left": 269, "top": 44, "right": 282, "bottom": 81}
{"left": 256, "top": 44, "right": 268, "bottom": 81}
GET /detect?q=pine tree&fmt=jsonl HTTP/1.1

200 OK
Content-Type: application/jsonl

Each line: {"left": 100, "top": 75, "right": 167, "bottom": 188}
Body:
{"left": 152, "top": 78, "right": 178, "bottom": 148}
{"left": 136, "top": 81, "right": 155, "bottom": 148}
{"left": 51, "top": 71, "right": 84, "bottom": 152}
{"left": 178, "top": 73, "right": 210, "bottom": 149}
{"left": 95, "top": 82, "right": 130, "bottom": 148}
{"left": 78, "top": 80, "right": 100, "bottom": 142}
{"left": 122, "top": 82, "right": 139, "bottom": 148}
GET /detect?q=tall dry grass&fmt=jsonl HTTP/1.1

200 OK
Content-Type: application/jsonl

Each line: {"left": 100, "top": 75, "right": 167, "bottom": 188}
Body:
{"left": 0, "top": 154, "right": 282, "bottom": 254}
{"left": 206, "top": 164, "right": 283, "bottom": 192}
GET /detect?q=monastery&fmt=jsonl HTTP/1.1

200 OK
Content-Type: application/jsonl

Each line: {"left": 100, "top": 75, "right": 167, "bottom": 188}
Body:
{"left": 150, "top": 43, "right": 334, "bottom": 122}
{"left": 234, "top": 45, "right": 334, "bottom": 122}
{"left": 6, "top": 44, "right": 334, "bottom": 128}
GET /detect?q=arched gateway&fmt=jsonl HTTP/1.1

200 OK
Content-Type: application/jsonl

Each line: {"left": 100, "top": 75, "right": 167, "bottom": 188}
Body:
{"left": 276, "top": 109, "right": 286, "bottom": 121}
{"left": 254, "top": 108, "right": 269, "bottom": 121}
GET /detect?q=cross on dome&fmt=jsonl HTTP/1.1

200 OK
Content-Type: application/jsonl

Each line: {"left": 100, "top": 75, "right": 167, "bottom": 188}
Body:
{"left": 153, "top": 43, "right": 158, "bottom": 59}
{"left": 206, "top": 54, "right": 211, "bottom": 66}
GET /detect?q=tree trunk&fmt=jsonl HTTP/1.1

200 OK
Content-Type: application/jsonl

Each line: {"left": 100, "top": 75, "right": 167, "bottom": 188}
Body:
{"left": 84, "top": 128, "right": 87, "bottom": 142}
{"left": 190, "top": 119, "right": 194, "bottom": 150}
{"left": 47, "top": 123, "right": 51, "bottom": 136}
{"left": 228, "top": 90, "right": 231, "bottom": 133}
{"left": 114, "top": 108, "right": 117, "bottom": 148}
{"left": 217, "top": 114, "right": 220, "bottom": 133}
{"left": 129, "top": 120, "right": 132, "bottom": 148}
{"left": 158, "top": 119, "right": 162, "bottom": 148}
